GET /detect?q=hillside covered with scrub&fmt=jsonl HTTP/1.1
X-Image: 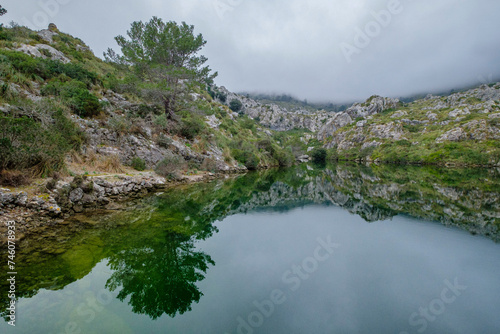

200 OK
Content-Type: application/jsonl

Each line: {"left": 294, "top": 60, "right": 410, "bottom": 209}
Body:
{"left": 0, "top": 19, "right": 499, "bottom": 194}
{"left": 0, "top": 20, "right": 316, "bottom": 188}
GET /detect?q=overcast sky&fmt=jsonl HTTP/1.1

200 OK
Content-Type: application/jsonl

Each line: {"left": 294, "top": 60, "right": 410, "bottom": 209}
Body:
{"left": 1, "top": 0, "right": 500, "bottom": 103}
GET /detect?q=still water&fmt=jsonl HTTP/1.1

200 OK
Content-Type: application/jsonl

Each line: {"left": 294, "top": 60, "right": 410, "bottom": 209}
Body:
{"left": 1, "top": 164, "right": 500, "bottom": 333}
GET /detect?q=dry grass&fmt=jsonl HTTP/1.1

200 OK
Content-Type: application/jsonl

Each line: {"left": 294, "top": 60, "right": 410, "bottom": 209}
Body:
{"left": 67, "top": 150, "right": 125, "bottom": 173}
{"left": 98, "top": 155, "right": 124, "bottom": 173}
{"left": 0, "top": 170, "right": 32, "bottom": 187}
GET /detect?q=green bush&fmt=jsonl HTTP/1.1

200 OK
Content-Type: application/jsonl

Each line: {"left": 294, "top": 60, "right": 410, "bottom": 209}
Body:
{"left": 0, "top": 109, "right": 84, "bottom": 175}
{"left": 0, "top": 26, "right": 13, "bottom": 41}
{"left": 243, "top": 153, "right": 259, "bottom": 170}
{"left": 257, "top": 139, "right": 275, "bottom": 154}
{"left": 0, "top": 49, "right": 98, "bottom": 84}
{"left": 273, "top": 148, "right": 294, "bottom": 167}
{"left": 41, "top": 79, "right": 101, "bottom": 117}
{"left": 156, "top": 133, "right": 172, "bottom": 148}
{"left": 229, "top": 99, "right": 243, "bottom": 112}
{"left": 326, "top": 148, "right": 339, "bottom": 161}
{"left": 311, "top": 148, "right": 327, "bottom": 163}
{"left": 180, "top": 116, "right": 205, "bottom": 139}
{"left": 240, "top": 117, "right": 255, "bottom": 130}
{"left": 155, "top": 153, "right": 187, "bottom": 178}
{"left": 216, "top": 92, "right": 227, "bottom": 103}
{"left": 153, "top": 114, "right": 168, "bottom": 128}
{"left": 69, "top": 89, "right": 101, "bottom": 117}
{"left": 131, "top": 157, "right": 146, "bottom": 171}
{"left": 231, "top": 149, "right": 260, "bottom": 170}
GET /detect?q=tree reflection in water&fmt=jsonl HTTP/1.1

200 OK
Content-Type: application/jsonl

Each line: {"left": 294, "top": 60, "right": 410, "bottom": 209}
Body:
{"left": 1, "top": 163, "right": 499, "bottom": 322}
{"left": 105, "top": 231, "right": 214, "bottom": 319}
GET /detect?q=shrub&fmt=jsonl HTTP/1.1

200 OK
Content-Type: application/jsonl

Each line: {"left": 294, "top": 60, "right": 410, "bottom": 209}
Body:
{"left": 0, "top": 49, "right": 98, "bottom": 84}
{"left": 108, "top": 115, "right": 130, "bottom": 133}
{"left": 69, "top": 89, "right": 101, "bottom": 117}
{"left": 243, "top": 153, "right": 259, "bottom": 170}
{"left": 311, "top": 148, "right": 327, "bottom": 163}
{"left": 257, "top": 139, "right": 275, "bottom": 154}
{"left": 153, "top": 114, "right": 168, "bottom": 128}
{"left": 137, "top": 103, "right": 162, "bottom": 117}
{"left": 240, "top": 117, "right": 255, "bottom": 130}
{"left": 274, "top": 148, "right": 294, "bottom": 167}
{"left": 327, "top": 148, "right": 339, "bottom": 161}
{"left": 229, "top": 99, "right": 243, "bottom": 112}
{"left": 216, "top": 92, "right": 227, "bottom": 103}
{"left": 155, "top": 152, "right": 187, "bottom": 178}
{"left": 180, "top": 116, "right": 205, "bottom": 139}
{"left": 131, "top": 157, "right": 146, "bottom": 171}
{"left": 156, "top": 133, "right": 172, "bottom": 148}
{"left": 0, "top": 108, "right": 85, "bottom": 176}
{"left": 231, "top": 149, "right": 259, "bottom": 170}
{"left": 41, "top": 79, "right": 101, "bottom": 117}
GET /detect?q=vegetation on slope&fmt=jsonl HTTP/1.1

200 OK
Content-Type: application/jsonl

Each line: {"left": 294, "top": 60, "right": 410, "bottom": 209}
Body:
{"left": 0, "top": 21, "right": 313, "bottom": 186}
{"left": 325, "top": 93, "right": 500, "bottom": 166}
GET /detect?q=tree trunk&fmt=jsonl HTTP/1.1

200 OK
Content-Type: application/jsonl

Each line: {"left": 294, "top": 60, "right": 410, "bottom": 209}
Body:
{"left": 163, "top": 97, "right": 175, "bottom": 119}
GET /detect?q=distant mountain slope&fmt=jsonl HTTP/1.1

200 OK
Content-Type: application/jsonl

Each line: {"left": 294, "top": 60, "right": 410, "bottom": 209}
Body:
{"left": 317, "top": 84, "right": 500, "bottom": 166}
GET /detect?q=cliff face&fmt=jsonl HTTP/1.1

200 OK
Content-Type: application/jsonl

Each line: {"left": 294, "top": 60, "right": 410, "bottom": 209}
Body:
{"left": 217, "top": 86, "right": 335, "bottom": 132}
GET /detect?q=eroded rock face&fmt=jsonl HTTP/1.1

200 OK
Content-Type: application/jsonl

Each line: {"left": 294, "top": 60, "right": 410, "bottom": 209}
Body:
{"left": 314, "top": 82, "right": 500, "bottom": 159}
{"left": 317, "top": 112, "right": 354, "bottom": 142}
{"left": 217, "top": 86, "right": 335, "bottom": 132}
{"left": 316, "top": 96, "right": 400, "bottom": 144}
{"left": 72, "top": 101, "right": 242, "bottom": 173}
{"left": 369, "top": 122, "right": 405, "bottom": 140}
{"left": 436, "top": 128, "right": 467, "bottom": 143}
{"left": 16, "top": 44, "right": 70, "bottom": 63}
{"left": 37, "top": 29, "right": 58, "bottom": 43}
{"left": 344, "top": 96, "right": 400, "bottom": 119}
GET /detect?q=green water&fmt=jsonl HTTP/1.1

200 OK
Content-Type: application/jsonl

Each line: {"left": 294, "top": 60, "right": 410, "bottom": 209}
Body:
{"left": 1, "top": 164, "right": 500, "bottom": 333}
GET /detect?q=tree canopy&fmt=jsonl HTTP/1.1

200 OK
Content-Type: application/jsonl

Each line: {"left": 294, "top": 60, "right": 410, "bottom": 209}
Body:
{"left": 0, "top": 5, "right": 7, "bottom": 16}
{"left": 105, "top": 17, "right": 217, "bottom": 118}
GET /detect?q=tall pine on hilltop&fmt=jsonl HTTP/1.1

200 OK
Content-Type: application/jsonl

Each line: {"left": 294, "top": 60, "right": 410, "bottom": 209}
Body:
{"left": 105, "top": 17, "right": 217, "bottom": 119}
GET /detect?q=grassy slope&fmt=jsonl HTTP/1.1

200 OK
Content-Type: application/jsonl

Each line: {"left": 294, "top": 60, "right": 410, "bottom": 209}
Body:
{"left": 328, "top": 93, "right": 500, "bottom": 166}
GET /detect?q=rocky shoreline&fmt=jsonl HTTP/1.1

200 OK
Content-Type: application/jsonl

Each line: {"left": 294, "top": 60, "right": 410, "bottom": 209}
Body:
{"left": 0, "top": 171, "right": 235, "bottom": 244}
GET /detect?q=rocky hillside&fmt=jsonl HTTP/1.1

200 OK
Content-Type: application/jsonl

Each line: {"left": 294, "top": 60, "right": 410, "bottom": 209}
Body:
{"left": 0, "top": 24, "right": 317, "bottom": 187}
{"left": 214, "top": 81, "right": 500, "bottom": 167}
{"left": 316, "top": 85, "right": 500, "bottom": 166}
{"left": 1, "top": 22, "right": 499, "bottom": 196}
{"left": 215, "top": 86, "right": 335, "bottom": 132}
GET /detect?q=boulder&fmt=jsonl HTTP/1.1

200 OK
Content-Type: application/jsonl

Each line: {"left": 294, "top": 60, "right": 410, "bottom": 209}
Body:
{"left": 436, "top": 128, "right": 467, "bottom": 143}
{"left": 16, "top": 44, "right": 70, "bottom": 64}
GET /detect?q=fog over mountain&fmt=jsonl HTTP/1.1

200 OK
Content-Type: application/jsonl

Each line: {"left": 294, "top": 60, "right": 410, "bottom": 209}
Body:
{"left": 2, "top": 0, "right": 499, "bottom": 102}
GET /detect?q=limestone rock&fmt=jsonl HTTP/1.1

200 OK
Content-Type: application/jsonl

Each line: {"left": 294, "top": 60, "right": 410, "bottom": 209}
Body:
{"left": 69, "top": 188, "right": 84, "bottom": 203}
{"left": 16, "top": 44, "right": 70, "bottom": 63}
{"left": 449, "top": 108, "right": 470, "bottom": 118}
{"left": 205, "top": 115, "right": 221, "bottom": 129}
{"left": 391, "top": 110, "right": 408, "bottom": 118}
{"left": 436, "top": 128, "right": 467, "bottom": 143}
{"left": 369, "top": 122, "right": 404, "bottom": 140}
{"left": 317, "top": 112, "right": 353, "bottom": 141}
{"left": 37, "top": 29, "right": 58, "bottom": 43}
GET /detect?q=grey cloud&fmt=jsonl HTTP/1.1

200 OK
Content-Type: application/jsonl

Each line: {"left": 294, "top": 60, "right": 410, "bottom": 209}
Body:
{"left": 1, "top": 0, "right": 499, "bottom": 103}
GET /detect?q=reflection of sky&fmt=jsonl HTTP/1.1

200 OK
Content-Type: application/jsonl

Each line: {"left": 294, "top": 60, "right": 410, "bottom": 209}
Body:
{"left": 2, "top": 205, "right": 499, "bottom": 334}
{"left": 190, "top": 206, "right": 500, "bottom": 334}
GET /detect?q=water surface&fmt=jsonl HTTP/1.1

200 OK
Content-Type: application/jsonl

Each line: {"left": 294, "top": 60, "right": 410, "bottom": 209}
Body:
{"left": 1, "top": 164, "right": 499, "bottom": 333}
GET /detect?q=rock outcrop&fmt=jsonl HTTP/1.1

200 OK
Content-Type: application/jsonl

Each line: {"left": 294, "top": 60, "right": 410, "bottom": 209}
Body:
{"left": 314, "top": 83, "right": 500, "bottom": 166}
{"left": 217, "top": 86, "right": 335, "bottom": 132}
{"left": 16, "top": 43, "right": 70, "bottom": 63}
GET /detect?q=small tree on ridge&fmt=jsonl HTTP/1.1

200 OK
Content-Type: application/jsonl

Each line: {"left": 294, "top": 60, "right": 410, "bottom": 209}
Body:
{"left": 105, "top": 17, "right": 217, "bottom": 119}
